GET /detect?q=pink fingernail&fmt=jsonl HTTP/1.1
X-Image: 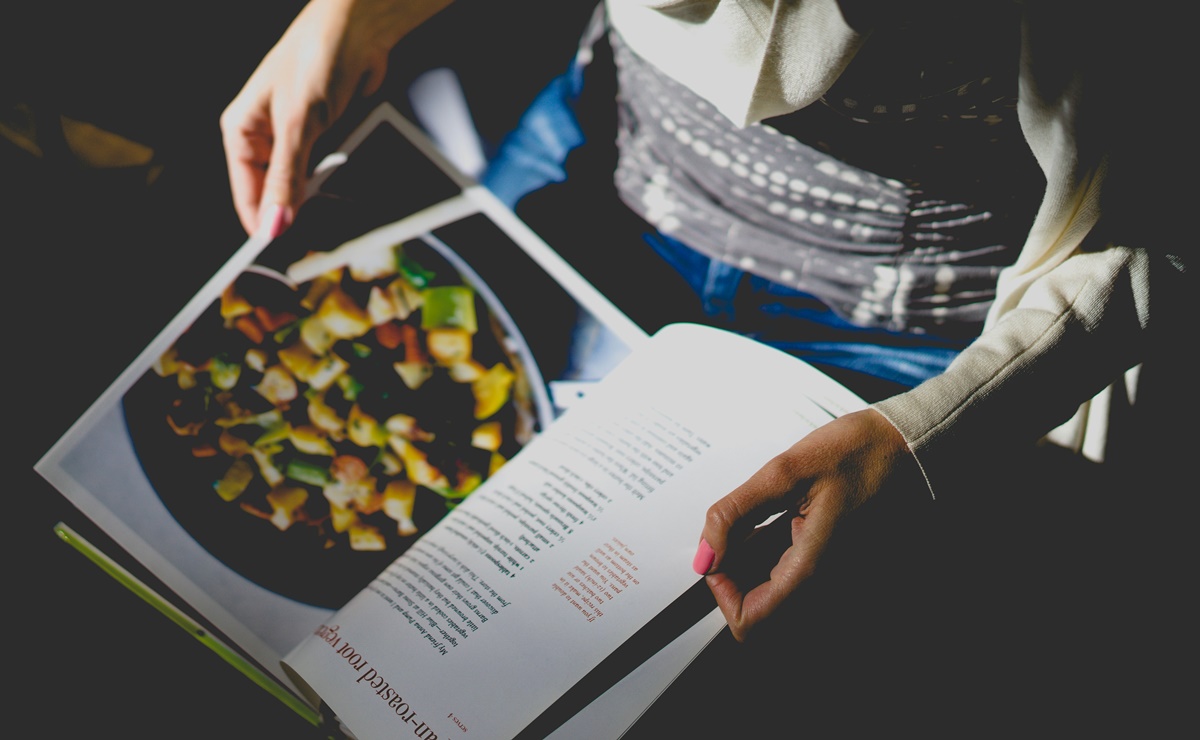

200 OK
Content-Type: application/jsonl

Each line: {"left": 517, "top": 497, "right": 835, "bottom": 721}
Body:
{"left": 692, "top": 539, "right": 715, "bottom": 575}
{"left": 260, "top": 203, "right": 293, "bottom": 239}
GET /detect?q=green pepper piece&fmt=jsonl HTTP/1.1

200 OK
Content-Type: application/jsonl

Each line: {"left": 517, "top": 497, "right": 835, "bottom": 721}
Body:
{"left": 208, "top": 354, "right": 242, "bottom": 391}
{"left": 272, "top": 322, "right": 299, "bottom": 345}
{"left": 396, "top": 251, "right": 436, "bottom": 288}
{"left": 336, "top": 373, "right": 363, "bottom": 402}
{"left": 421, "top": 285, "right": 477, "bottom": 333}
{"left": 285, "top": 458, "right": 332, "bottom": 487}
{"left": 253, "top": 421, "right": 291, "bottom": 447}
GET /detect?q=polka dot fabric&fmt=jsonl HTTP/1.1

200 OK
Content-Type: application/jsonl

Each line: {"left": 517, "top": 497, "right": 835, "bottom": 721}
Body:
{"left": 609, "top": 7, "right": 1044, "bottom": 338}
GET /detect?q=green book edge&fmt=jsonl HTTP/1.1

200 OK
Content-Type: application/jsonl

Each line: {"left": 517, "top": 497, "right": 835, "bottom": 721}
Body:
{"left": 53, "top": 521, "right": 321, "bottom": 727}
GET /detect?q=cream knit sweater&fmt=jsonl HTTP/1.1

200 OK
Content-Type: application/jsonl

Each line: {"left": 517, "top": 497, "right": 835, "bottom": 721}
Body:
{"left": 607, "top": 0, "right": 1177, "bottom": 498}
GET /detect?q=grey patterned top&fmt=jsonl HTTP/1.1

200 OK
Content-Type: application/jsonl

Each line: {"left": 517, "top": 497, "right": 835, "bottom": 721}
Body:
{"left": 609, "top": 7, "right": 1045, "bottom": 338}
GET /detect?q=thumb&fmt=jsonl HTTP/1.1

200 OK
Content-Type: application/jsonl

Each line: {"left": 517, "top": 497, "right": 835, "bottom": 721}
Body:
{"left": 695, "top": 457, "right": 813, "bottom": 575}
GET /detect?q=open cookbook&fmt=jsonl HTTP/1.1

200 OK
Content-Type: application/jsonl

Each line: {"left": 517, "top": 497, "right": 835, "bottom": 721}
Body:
{"left": 35, "top": 103, "right": 868, "bottom": 739}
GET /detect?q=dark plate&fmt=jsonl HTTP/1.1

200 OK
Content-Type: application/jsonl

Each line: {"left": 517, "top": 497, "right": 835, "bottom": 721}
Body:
{"left": 122, "top": 235, "right": 550, "bottom": 609}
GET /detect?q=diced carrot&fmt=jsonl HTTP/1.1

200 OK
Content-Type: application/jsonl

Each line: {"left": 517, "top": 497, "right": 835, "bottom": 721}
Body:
{"left": 330, "top": 454, "right": 370, "bottom": 483}
{"left": 254, "top": 305, "right": 298, "bottom": 332}
{"left": 375, "top": 321, "right": 405, "bottom": 350}
{"left": 400, "top": 323, "right": 425, "bottom": 363}
{"left": 234, "top": 315, "right": 265, "bottom": 344}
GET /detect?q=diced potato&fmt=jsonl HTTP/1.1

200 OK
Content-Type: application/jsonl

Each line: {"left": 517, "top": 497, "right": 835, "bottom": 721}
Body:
{"left": 300, "top": 316, "right": 336, "bottom": 355}
{"left": 300, "top": 271, "right": 341, "bottom": 311}
{"left": 387, "top": 278, "right": 424, "bottom": 320}
{"left": 266, "top": 485, "right": 308, "bottom": 531}
{"left": 218, "top": 430, "right": 253, "bottom": 457}
{"left": 387, "top": 438, "right": 449, "bottom": 488}
{"left": 250, "top": 445, "right": 286, "bottom": 488}
{"left": 306, "top": 353, "right": 349, "bottom": 392}
{"left": 472, "top": 363, "right": 514, "bottom": 420}
{"left": 382, "top": 480, "right": 418, "bottom": 537}
{"left": 348, "top": 247, "right": 400, "bottom": 283}
{"left": 322, "top": 479, "right": 357, "bottom": 510}
{"left": 489, "top": 452, "right": 507, "bottom": 476}
{"left": 353, "top": 485, "right": 384, "bottom": 515}
{"left": 253, "top": 421, "right": 291, "bottom": 446}
{"left": 289, "top": 425, "right": 337, "bottom": 455}
{"left": 220, "top": 283, "right": 253, "bottom": 321}
{"left": 315, "top": 287, "right": 372, "bottom": 340}
{"left": 323, "top": 474, "right": 380, "bottom": 513}
{"left": 385, "top": 414, "right": 435, "bottom": 442}
{"left": 306, "top": 391, "right": 346, "bottom": 436}
{"left": 347, "top": 404, "right": 387, "bottom": 448}
{"left": 367, "top": 285, "right": 397, "bottom": 325}
{"left": 329, "top": 504, "right": 359, "bottom": 534}
{"left": 425, "top": 327, "right": 472, "bottom": 365}
{"left": 243, "top": 348, "right": 268, "bottom": 373}
{"left": 213, "top": 458, "right": 255, "bottom": 502}
{"left": 277, "top": 341, "right": 318, "bottom": 380}
{"left": 377, "top": 450, "right": 402, "bottom": 476}
{"left": 471, "top": 421, "right": 503, "bottom": 452}
{"left": 253, "top": 365, "right": 299, "bottom": 405}
{"left": 153, "top": 347, "right": 181, "bottom": 378}
{"left": 447, "top": 360, "right": 487, "bottom": 383}
{"left": 175, "top": 366, "right": 198, "bottom": 390}
{"left": 349, "top": 522, "right": 386, "bottom": 551}
{"left": 393, "top": 361, "right": 433, "bottom": 390}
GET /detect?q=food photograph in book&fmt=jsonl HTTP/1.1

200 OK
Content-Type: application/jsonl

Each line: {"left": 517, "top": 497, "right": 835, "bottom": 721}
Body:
{"left": 110, "top": 116, "right": 631, "bottom": 612}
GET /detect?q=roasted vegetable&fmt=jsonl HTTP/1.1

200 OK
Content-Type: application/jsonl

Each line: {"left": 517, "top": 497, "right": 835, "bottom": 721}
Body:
{"left": 149, "top": 237, "right": 535, "bottom": 554}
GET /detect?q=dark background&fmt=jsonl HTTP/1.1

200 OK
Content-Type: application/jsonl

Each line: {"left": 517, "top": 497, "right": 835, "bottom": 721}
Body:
{"left": 4, "top": 3, "right": 599, "bottom": 738}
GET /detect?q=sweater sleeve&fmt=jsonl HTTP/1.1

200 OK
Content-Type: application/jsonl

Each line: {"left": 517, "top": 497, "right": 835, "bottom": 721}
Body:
{"left": 871, "top": 238, "right": 1156, "bottom": 500}
{"left": 872, "top": 3, "right": 1190, "bottom": 500}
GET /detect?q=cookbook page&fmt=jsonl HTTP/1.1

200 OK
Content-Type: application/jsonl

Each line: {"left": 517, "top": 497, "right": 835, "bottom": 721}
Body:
{"left": 282, "top": 323, "right": 865, "bottom": 740}
{"left": 34, "top": 103, "right": 643, "bottom": 694}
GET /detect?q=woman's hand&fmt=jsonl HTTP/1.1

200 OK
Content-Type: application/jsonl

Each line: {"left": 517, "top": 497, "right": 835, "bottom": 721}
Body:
{"left": 692, "top": 408, "right": 925, "bottom": 642}
{"left": 220, "top": 0, "right": 452, "bottom": 236}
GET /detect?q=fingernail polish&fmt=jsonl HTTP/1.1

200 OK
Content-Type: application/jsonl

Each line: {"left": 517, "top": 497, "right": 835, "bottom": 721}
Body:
{"left": 692, "top": 539, "right": 715, "bottom": 575}
{"left": 259, "top": 203, "right": 293, "bottom": 239}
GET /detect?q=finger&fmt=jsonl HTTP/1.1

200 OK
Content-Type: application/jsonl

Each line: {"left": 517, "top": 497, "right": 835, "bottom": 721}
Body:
{"left": 709, "top": 491, "right": 840, "bottom": 641}
{"left": 720, "top": 508, "right": 800, "bottom": 582}
{"left": 221, "top": 104, "right": 274, "bottom": 236}
{"left": 257, "top": 99, "right": 318, "bottom": 234}
{"left": 702, "top": 517, "right": 793, "bottom": 627}
{"left": 698, "top": 448, "right": 816, "bottom": 571}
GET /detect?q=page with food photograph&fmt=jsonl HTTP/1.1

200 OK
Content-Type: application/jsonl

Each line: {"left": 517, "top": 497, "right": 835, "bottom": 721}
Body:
{"left": 35, "top": 103, "right": 645, "bottom": 697}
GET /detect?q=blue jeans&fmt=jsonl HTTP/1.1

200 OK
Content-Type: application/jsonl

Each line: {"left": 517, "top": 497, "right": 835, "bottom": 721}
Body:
{"left": 643, "top": 231, "right": 966, "bottom": 388}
